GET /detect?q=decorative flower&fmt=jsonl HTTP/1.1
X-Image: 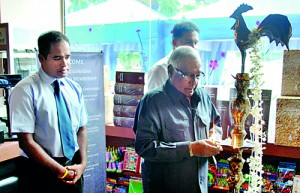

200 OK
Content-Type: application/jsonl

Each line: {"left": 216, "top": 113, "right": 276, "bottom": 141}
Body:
{"left": 209, "top": 59, "right": 219, "bottom": 70}
{"left": 245, "top": 36, "right": 266, "bottom": 193}
{"left": 205, "top": 59, "right": 219, "bottom": 85}
{"left": 221, "top": 52, "right": 226, "bottom": 57}
{"left": 209, "top": 60, "right": 218, "bottom": 75}
{"left": 250, "top": 106, "right": 262, "bottom": 119}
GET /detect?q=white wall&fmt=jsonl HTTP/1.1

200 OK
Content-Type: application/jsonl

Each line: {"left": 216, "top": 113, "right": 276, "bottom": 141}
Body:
{"left": 0, "top": 0, "right": 63, "bottom": 49}
{"left": 0, "top": 0, "right": 63, "bottom": 31}
{"left": 0, "top": 0, "right": 63, "bottom": 119}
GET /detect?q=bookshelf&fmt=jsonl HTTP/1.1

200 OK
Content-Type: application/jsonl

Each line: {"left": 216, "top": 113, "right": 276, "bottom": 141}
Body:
{"left": 105, "top": 123, "right": 135, "bottom": 139}
{"left": 105, "top": 124, "right": 300, "bottom": 192}
{"left": 105, "top": 124, "right": 300, "bottom": 160}
{"left": 105, "top": 123, "right": 142, "bottom": 189}
{"left": 105, "top": 124, "right": 136, "bottom": 148}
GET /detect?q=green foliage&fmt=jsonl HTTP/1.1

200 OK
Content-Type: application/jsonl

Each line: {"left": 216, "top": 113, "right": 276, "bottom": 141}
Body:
{"left": 118, "top": 52, "right": 142, "bottom": 71}
{"left": 67, "top": 0, "right": 106, "bottom": 13}
{"left": 67, "top": 0, "right": 221, "bottom": 17}
{"left": 157, "top": 0, "right": 180, "bottom": 17}
{"left": 181, "top": 4, "right": 197, "bottom": 12}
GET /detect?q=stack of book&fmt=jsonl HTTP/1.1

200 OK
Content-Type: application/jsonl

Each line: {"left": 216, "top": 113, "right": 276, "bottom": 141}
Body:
{"left": 113, "top": 71, "right": 145, "bottom": 128}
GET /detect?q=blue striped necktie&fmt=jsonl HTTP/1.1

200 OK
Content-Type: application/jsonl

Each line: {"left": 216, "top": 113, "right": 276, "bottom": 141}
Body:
{"left": 53, "top": 80, "right": 75, "bottom": 160}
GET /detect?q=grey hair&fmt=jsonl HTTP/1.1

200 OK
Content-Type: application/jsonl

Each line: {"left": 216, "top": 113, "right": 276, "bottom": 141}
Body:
{"left": 168, "top": 46, "right": 201, "bottom": 68}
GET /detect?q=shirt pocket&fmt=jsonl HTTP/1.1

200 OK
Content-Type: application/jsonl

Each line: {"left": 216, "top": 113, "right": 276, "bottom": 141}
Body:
{"left": 195, "top": 113, "right": 211, "bottom": 139}
{"left": 67, "top": 102, "right": 81, "bottom": 131}
{"left": 163, "top": 118, "right": 190, "bottom": 142}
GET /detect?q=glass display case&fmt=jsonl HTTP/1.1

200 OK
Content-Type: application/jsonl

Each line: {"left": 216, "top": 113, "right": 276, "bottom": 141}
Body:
{"left": 13, "top": 50, "right": 38, "bottom": 78}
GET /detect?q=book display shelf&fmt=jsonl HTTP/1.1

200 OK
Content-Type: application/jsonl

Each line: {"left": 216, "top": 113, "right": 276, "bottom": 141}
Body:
{"left": 105, "top": 71, "right": 145, "bottom": 192}
{"left": 105, "top": 124, "right": 300, "bottom": 192}
{"left": 105, "top": 124, "right": 300, "bottom": 160}
{"left": 105, "top": 63, "right": 300, "bottom": 192}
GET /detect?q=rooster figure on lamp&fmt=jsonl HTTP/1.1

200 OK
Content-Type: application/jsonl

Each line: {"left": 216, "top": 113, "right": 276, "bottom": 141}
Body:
{"left": 228, "top": 3, "right": 292, "bottom": 193}
{"left": 230, "top": 3, "right": 292, "bottom": 74}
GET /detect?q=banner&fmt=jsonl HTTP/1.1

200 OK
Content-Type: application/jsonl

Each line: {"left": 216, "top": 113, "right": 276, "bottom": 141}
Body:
{"left": 68, "top": 51, "right": 106, "bottom": 193}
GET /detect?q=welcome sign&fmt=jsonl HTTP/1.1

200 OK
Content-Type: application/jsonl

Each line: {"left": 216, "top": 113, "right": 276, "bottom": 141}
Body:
{"left": 68, "top": 52, "right": 106, "bottom": 193}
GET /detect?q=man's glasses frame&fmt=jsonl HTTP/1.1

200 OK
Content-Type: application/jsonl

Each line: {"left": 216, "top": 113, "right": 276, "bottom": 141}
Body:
{"left": 173, "top": 66, "right": 205, "bottom": 80}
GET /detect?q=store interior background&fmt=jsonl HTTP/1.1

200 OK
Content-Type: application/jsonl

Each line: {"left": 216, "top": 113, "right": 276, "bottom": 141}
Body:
{"left": 0, "top": 0, "right": 63, "bottom": 134}
{"left": 65, "top": 0, "right": 300, "bottom": 144}
{"left": 0, "top": 0, "right": 300, "bottom": 192}
{"left": 1, "top": 0, "right": 300, "bottom": 158}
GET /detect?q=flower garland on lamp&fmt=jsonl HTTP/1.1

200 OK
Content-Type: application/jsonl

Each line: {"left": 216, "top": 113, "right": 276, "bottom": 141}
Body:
{"left": 245, "top": 31, "right": 266, "bottom": 193}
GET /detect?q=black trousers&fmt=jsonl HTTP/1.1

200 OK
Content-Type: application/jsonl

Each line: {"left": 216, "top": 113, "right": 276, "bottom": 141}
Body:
{"left": 16, "top": 151, "right": 83, "bottom": 193}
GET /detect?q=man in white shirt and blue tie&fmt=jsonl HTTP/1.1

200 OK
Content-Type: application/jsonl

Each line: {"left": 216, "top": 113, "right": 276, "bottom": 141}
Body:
{"left": 9, "top": 31, "right": 88, "bottom": 193}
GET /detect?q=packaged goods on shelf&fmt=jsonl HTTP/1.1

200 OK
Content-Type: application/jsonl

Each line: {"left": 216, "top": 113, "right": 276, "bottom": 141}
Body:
{"left": 281, "top": 50, "right": 300, "bottom": 96}
{"left": 275, "top": 96, "right": 300, "bottom": 147}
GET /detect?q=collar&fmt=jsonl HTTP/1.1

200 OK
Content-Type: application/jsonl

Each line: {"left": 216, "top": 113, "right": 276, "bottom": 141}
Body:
{"left": 38, "top": 68, "right": 66, "bottom": 86}
{"left": 164, "top": 79, "right": 188, "bottom": 104}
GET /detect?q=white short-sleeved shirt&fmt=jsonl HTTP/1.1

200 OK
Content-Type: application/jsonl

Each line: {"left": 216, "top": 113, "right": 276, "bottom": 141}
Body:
{"left": 145, "top": 51, "right": 172, "bottom": 92}
{"left": 9, "top": 68, "right": 88, "bottom": 158}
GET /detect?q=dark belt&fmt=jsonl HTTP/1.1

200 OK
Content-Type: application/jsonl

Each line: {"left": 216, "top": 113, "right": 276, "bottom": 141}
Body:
{"left": 52, "top": 157, "right": 72, "bottom": 166}
{"left": 20, "top": 150, "right": 78, "bottom": 166}
{"left": 53, "top": 150, "right": 80, "bottom": 166}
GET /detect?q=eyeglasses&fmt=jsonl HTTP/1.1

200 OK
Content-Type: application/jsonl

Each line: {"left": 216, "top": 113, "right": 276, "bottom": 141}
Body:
{"left": 173, "top": 67, "right": 205, "bottom": 80}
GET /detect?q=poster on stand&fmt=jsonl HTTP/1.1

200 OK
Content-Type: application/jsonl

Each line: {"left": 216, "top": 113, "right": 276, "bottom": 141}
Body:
{"left": 68, "top": 51, "right": 105, "bottom": 193}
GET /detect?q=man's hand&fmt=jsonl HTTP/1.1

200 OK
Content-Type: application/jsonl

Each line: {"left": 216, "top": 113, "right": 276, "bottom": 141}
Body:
{"left": 190, "top": 139, "right": 223, "bottom": 157}
{"left": 63, "top": 164, "right": 86, "bottom": 184}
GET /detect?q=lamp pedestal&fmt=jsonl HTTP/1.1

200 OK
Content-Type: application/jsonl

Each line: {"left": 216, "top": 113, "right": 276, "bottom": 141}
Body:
{"left": 227, "top": 73, "right": 251, "bottom": 192}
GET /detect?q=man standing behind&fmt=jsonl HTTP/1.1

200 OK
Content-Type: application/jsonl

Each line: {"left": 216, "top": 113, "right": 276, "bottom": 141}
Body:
{"left": 146, "top": 21, "right": 200, "bottom": 91}
{"left": 9, "top": 31, "right": 88, "bottom": 193}
{"left": 134, "top": 46, "right": 223, "bottom": 193}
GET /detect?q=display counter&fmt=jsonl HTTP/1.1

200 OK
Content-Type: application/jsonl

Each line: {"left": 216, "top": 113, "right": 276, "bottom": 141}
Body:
{"left": 0, "top": 141, "right": 20, "bottom": 162}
